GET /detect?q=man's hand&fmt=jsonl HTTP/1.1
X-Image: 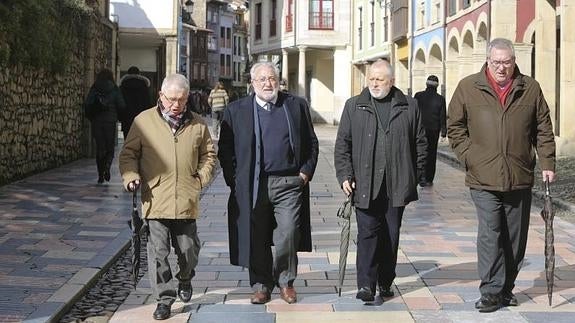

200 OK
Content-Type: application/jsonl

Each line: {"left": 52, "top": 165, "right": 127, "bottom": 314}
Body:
{"left": 299, "top": 173, "right": 309, "bottom": 186}
{"left": 542, "top": 170, "right": 556, "bottom": 183}
{"left": 128, "top": 179, "right": 141, "bottom": 192}
{"left": 342, "top": 179, "right": 355, "bottom": 196}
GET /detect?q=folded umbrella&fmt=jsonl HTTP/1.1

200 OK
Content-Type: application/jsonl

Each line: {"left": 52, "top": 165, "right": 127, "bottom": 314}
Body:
{"left": 129, "top": 189, "right": 145, "bottom": 289}
{"left": 540, "top": 179, "right": 555, "bottom": 306}
{"left": 337, "top": 192, "right": 354, "bottom": 297}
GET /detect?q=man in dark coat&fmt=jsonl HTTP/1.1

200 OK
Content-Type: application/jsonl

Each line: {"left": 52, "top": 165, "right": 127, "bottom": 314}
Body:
{"left": 414, "top": 75, "right": 446, "bottom": 186}
{"left": 119, "top": 66, "right": 151, "bottom": 139}
{"left": 448, "top": 38, "right": 556, "bottom": 313}
{"left": 218, "top": 62, "right": 318, "bottom": 305}
{"left": 334, "top": 59, "right": 427, "bottom": 303}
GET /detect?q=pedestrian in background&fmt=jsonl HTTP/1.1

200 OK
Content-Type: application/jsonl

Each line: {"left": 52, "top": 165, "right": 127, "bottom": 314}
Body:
{"left": 84, "top": 68, "right": 125, "bottom": 184}
{"left": 448, "top": 38, "right": 556, "bottom": 313}
{"left": 218, "top": 62, "right": 319, "bottom": 305}
{"left": 119, "top": 74, "right": 216, "bottom": 320}
{"left": 334, "top": 59, "right": 427, "bottom": 303}
{"left": 119, "top": 66, "right": 151, "bottom": 139}
{"left": 207, "top": 81, "right": 229, "bottom": 139}
{"left": 414, "top": 75, "right": 446, "bottom": 187}
{"left": 279, "top": 78, "right": 289, "bottom": 93}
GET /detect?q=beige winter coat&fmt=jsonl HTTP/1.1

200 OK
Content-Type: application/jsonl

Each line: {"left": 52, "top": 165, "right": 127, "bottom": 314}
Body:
{"left": 119, "top": 107, "right": 217, "bottom": 219}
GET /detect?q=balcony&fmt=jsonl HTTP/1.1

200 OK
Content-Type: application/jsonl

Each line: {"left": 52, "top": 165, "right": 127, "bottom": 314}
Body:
{"left": 391, "top": 0, "right": 408, "bottom": 41}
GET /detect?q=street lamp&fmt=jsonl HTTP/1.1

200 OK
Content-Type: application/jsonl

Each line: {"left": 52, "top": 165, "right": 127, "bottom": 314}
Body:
{"left": 184, "top": 0, "right": 194, "bottom": 14}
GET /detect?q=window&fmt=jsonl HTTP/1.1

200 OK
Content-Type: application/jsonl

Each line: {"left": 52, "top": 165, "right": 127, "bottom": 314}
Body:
{"left": 448, "top": 0, "right": 457, "bottom": 16}
{"left": 286, "top": 0, "right": 293, "bottom": 32}
{"left": 226, "top": 55, "right": 231, "bottom": 76}
{"left": 309, "top": 0, "right": 333, "bottom": 30}
{"left": 270, "top": 0, "right": 277, "bottom": 37}
{"left": 463, "top": 0, "right": 471, "bottom": 9}
{"left": 220, "top": 54, "right": 225, "bottom": 76}
{"left": 370, "top": 1, "right": 374, "bottom": 47}
{"left": 382, "top": 11, "right": 388, "bottom": 43}
{"left": 417, "top": 2, "right": 425, "bottom": 29}
{"left": 227, "top": 28, "right": 231, "bottom": 48}
{"left": 255, "top": 3, "right": 262, "bottom": 39}
{"left": 208, "top": 35, "right": 217, "bottom": 51}
{"left": 358, "top": 7, "right": 362, "bottom": 50}
{"left": 432, "top": 0, "right": 440, "bottom": 24}
{"left": 220, "top": 27, "right": 225, "bottom": 48}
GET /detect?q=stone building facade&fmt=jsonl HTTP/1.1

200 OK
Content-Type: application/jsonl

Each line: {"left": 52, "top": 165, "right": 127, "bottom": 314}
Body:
{"left": 0, "top": 9, "right": 117, "bottom": 185}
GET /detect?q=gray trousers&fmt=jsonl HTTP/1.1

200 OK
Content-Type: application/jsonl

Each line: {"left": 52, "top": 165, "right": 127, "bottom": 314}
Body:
{"left": 470, "top": 188, "right": 531, "bottom": 296}
{"left": 249, "top": 175, "right": 303, "bottom": 292}
{"left": 147, "top": 219, "right": 201, "bottom": 305}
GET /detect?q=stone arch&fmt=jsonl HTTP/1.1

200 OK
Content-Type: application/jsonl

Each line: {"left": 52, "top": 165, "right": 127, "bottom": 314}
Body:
{"left": 445, "top": 35, "right": 460, "bottom": 103}
{"left": 475, "top": 21, "right": 488, "bottom": 69}
{"left": 427, "top": 42, "right": 443, "bottom": 91}
{"left": 413, "top": 48, "right": 427, "bottom": 93}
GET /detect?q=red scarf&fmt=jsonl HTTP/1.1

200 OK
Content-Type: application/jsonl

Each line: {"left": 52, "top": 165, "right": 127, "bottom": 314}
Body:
{"left": 486, "top": 70, "right": 513, "bottom": 108}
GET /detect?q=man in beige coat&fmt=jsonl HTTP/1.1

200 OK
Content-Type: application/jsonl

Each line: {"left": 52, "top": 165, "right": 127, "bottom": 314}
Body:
{"left": 119, "top": 74, "right": 216, "bottom": 320}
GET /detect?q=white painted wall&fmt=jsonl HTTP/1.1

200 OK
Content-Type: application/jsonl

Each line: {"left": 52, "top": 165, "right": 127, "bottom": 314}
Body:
{"left": 119, "top": 48, "right": 157, "bottom": 72}
{"left": 111, "top": 0, "right": 175, "bottom": 30}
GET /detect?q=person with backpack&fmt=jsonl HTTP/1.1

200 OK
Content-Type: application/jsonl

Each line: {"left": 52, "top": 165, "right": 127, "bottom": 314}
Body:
{"left": 84, "top": 69, "right": 126, "bottom": 184}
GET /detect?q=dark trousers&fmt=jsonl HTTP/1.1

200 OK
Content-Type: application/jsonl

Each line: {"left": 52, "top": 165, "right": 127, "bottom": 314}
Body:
{"left": 423, "top": 128, "right": 440, "bottom": 183}
{"left": 249, "top": 175, "right": 303, "bottom": 292}
{"left": 211, "top": 109, "right": 224, "bottom": 138}
{"left": 92, "top": 121, "right": 116, "bottom": 177}
{"left": 147, "top": 219, "right": 201, "bottom": 305}
{"left": 355, "top": 187, "right": 405, "bottom": 291}
{"left": 470, "top": 188, "right": 531, "bottom": 296}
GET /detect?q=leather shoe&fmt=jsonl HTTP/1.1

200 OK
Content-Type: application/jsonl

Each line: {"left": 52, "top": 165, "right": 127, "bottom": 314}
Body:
{"left": 250, "top": 289, "right": 271, "bottom": 304}
{"left": 280, "top": 286, "right": 297, "bottom": 304}
{"left": 152, "top": 303, "right": 171, "bottom": 320}
{"left": 356, "top": 287, "right": 375, "bottom": 302}
{"left": 178, "top": 282, "right": 192, "bottom": 303}
{"left": 474, "top": 293, "right": 501, "bottom": 313}
{"left": 379, "top": 286, "right": 394, "bottom": 298}
{"left": 502, "top": 291, "right": 518, "bottom": 306}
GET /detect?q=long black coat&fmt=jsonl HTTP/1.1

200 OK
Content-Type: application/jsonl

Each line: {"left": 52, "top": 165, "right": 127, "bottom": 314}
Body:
{"left": 334, "top": 87, "right": 427, "bottom": 209}
{"left": 218, "top": 92, "right": 319, "bottom": 267}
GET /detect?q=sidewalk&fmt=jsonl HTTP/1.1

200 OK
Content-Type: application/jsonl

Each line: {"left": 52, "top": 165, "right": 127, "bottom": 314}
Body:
{"left": 1, "top": 125, "right": 575, "bottom": 322}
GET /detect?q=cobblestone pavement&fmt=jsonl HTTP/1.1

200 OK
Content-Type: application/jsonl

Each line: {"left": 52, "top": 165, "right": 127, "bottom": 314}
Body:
{"left": 3, "top": 125, "right": 575, "bottom": 323}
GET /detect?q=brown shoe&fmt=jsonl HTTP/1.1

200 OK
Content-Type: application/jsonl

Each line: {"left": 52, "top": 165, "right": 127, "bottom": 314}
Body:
{"left": 280, "top": 286, "right": 297, "bottom": 304}
{"left": 250, "top": 290, "right": 271, "bottom": 304}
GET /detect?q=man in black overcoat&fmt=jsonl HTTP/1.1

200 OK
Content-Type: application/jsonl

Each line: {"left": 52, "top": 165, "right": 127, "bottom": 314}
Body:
{"left": 218, "top": 62, "right": 318, "bottom": 305}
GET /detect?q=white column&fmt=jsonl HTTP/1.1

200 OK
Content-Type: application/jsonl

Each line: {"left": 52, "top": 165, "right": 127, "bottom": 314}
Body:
{"left": 559, "top": 1, "right": 575, "bottom": 154}
{"left": 165, "top": 36, "right": 178, "bottom": 76}
{"left": 333, "top": 46, "right": 352, "bottom": 124}
{"left": 298, "top": 46, "right": 307, "bottom": 97}
{"left": 535, "top": 0, "right": 557, "bottom": 130}
{"left": 282, "top": 49, "right": 289, "bottom": 82}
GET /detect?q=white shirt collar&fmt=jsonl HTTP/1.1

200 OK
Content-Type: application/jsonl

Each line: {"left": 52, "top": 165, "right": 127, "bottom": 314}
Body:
{"left": 255, "top": 95, "right": 278, "bottom": 110}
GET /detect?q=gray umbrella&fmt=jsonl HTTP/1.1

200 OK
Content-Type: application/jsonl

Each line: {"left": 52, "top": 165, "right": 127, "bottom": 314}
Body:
{"left": 129, "top": 190, "right": 145, "bottom": 289}
{"left": 540, "top": 179, "right": 555, "bottom": 306}
{"left": 337, "top": 193, "right": 354, "bottom": 297}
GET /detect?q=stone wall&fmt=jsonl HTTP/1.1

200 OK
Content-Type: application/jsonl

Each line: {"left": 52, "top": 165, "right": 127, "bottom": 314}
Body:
{"left": 0, "top": 17, "right": 115, "bottom": 186}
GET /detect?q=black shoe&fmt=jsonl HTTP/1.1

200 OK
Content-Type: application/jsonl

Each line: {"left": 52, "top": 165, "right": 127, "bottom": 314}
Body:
{"left": 474, "top": 294, "right": 502, "bottom": 313}
{"left": 379, "top": 286, "right": 394, "bottom": 298}
{"left": 356, "top": 287, "right": 375, "bottom": 302}
{"left": 502, "top": 291, "right": 518, "bottom": 306}
{"left": 152, "top": 303, "right": 171, "bottom": 320}
{"left": 178, "top": 282, "right": 192, "bottom": 302}
{"left": 103, "top": 170, "right": 111, "bottom": 182}
{"left": 97, "top": 175, "right": 104, "bottom": 184}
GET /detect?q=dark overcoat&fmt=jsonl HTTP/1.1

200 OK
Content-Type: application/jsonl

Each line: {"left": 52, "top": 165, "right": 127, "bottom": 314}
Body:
{"left": 334, "top": 87, "right": 427, "bottom": 209}
{"left": 218, "top": 92, "right": 319, "bottom": 267}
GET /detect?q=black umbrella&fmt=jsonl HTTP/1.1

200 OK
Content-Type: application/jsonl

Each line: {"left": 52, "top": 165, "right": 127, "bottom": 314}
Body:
{"left": 337, "top": 193, "right": 354, "bottom": 297}
{"left": 129, "top": 189, "right": 145, "bottom": 289}
{"left": 540, "top": 179, "right": 555, "bottom": 306}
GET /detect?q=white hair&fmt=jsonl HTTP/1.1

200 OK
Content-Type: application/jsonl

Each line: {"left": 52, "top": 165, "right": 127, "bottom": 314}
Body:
{"left": 161, "top": 73, "right": 190, "bottom": 93}
{"left": 250, "top": 62, "right": 280, "bottom": 80}
{"left": 487, "top": 38, "right": 515, "bottom": 58}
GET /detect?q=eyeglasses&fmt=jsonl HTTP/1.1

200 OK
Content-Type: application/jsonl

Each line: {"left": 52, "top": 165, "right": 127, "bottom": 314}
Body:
{"left": 489, "top": 59, "right": 514, "bottom": 68}
{"left": 161, "top": 93, "right": 187, "bottom": 107}
{"left": 254, "top": 76, "right": 278, "bottom": 85}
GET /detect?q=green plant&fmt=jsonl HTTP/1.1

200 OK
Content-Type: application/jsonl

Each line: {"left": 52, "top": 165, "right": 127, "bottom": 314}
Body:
{"left": 0, "top": 0, "right": 93, "bottom": 72}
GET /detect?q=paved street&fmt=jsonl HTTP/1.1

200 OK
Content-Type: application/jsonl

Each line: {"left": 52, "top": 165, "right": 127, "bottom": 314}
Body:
{"left": 2, "top": 125, "right": 575, "bottom": 322}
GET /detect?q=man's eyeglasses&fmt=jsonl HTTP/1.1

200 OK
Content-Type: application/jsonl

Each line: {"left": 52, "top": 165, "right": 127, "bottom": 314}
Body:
{"left": 489, "top": 59, "right": 514, "bottom": 68}
{"left": 161, "top": 93, "right": 187, "bottom": 107}
{"left": 254, "top": 76, "right": 278, "bottom": 85}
